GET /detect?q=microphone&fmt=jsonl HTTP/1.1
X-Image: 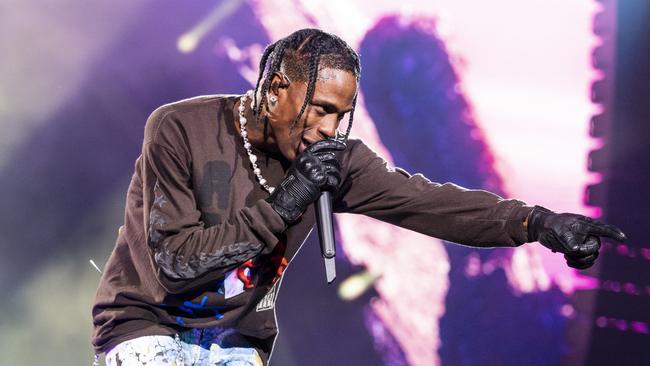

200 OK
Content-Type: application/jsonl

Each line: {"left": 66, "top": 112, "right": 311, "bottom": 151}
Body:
{"left": 315, "top": 191, "right": 336, "bottom": 283}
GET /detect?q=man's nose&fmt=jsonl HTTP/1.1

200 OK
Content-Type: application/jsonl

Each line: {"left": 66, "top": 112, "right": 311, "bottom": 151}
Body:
{"left": 316, "top": 116, "right": 338, "bottom": 139}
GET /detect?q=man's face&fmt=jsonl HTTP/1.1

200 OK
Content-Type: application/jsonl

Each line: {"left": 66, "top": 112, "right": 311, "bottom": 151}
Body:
{"left": 267, "top": 67, "right": 358, "bottom": 161}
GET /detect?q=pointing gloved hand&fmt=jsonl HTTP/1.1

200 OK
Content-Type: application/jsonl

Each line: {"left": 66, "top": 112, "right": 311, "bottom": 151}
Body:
{"left": 267, "top": 139, "right": 346, "bottom": 224}
{"left": 527, "top": 206, "right": 627, "bottom": 269}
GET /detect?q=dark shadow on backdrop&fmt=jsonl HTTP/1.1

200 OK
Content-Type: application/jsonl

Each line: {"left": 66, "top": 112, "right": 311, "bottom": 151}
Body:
{"left": 359, "top": 16, "right": 568, "bottom": 366}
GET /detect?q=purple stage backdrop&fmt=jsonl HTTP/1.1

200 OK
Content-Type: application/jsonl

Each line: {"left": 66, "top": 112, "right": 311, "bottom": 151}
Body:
{"left": 1, "top": 1, "right": 648, "bottom": 365}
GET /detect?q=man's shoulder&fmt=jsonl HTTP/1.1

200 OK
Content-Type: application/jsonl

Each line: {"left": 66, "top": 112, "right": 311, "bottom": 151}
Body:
{"left": 340, "top": 137, "right": 394, "bottom": 175}
{"left": 342, "top": 138, "right": 374, "bottom": 158}
{"left": 143, "top": 94, "right": 236, "bottom": 145}
{"left": 149, "top": 94, "right": 234, "bottom": 120}
{"left": 340, "top": 137, "right": 363, "bottom": 152}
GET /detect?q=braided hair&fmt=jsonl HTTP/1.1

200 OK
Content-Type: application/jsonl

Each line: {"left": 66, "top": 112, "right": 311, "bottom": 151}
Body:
{"left": 253, "top": 29, "right": 361, "bottom": 140}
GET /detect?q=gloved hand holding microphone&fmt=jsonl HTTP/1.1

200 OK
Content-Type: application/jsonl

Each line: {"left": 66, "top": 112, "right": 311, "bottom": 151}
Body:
{"left": 267, "top": 139, "right": 345, "bottom": 224}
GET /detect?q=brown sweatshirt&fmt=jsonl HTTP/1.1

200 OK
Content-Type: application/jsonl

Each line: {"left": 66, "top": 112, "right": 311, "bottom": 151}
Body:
{"left": 91, "top": 95, "right": 532, "bottom": 363}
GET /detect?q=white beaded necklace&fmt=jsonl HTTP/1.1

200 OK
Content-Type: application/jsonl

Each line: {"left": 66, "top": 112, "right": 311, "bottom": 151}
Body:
{"left": 238, "top": 90, "right": 275, "bottom": 194}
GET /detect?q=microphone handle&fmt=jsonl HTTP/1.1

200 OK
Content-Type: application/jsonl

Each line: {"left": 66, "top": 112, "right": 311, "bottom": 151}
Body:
{"left": 315, "top": 191, "right": 336, "bottom": 283}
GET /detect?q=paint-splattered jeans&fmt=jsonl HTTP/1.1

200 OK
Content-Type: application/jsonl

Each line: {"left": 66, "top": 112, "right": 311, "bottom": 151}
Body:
{"left": 104, "top": 328, "right": 264, "bottom": 366}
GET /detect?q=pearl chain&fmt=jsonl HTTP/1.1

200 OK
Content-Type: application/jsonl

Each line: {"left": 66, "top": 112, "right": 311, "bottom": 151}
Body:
{"left": 239, "top": 90, "right": 275, "bottom": 194}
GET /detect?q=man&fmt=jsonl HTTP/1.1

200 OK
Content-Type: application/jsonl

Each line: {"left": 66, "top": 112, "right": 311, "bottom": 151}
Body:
{"left": 91, "top": 28, "right": 626, "bottom": 365}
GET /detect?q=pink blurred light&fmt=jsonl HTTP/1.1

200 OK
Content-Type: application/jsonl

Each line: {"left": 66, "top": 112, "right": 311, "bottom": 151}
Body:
{"left": 561, "top": 304, "right": 575, "bottom": 318}
{"left": 623, "top": 282, "right": 638, "bottom": 295}
{"left": 596, "top": 317, "right": 650, "bottom": 334}
{"left": 641, "top": 248, "right": 650, "bottom": 260}
{"left": 631, "top": 322, "right": 649, "bottom": 334}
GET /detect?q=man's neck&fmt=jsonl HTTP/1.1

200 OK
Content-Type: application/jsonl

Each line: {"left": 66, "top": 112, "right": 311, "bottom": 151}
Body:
{"left": 234, "top": 97, "right": 281, "bottom": 157}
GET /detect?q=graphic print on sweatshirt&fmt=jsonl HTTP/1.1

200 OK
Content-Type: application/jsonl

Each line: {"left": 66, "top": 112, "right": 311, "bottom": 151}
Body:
{"left": 221, "top": 239, "right": 288, "bottom": 303}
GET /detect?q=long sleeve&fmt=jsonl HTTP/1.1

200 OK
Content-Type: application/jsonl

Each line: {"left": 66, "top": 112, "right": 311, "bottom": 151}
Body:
{"left": 140, "top": 113, "right": 286, "bottom": 294}
{"left": 335, "top": 140, "right": 532, "bottom": 247}
{"left": 93, "top": 96, "right": 294, "bottom": 356}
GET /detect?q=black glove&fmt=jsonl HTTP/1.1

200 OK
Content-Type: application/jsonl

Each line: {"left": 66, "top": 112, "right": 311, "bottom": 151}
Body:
{"left": 267, "top": 139, "right": 346, "bottom": 224}
{"left": 527, "top": 205, "right": 626, "bottom": 269}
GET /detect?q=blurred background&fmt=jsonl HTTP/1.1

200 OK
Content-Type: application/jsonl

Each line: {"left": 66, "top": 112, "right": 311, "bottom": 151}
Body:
{"left": 1, "top": 0, "right": 648, "bottom": 365}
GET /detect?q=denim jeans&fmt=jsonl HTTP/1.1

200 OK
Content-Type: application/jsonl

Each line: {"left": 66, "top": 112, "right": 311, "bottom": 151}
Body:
{"left": 103, "top": 328, "right": 264, "bottom": 366}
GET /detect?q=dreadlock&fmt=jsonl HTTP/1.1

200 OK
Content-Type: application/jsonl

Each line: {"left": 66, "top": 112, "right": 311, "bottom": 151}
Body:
{"left": 254, "top": 29, "right": 361, "bottom": 140}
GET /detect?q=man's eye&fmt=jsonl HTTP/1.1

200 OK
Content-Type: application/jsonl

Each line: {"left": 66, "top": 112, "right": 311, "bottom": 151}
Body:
{"left": 314, "top": 106, "right": 327, "bottom": 115}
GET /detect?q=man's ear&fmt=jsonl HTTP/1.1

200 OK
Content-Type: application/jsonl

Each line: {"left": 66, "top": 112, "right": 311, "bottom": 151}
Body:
{"left": 279, "top": 73, "right": 291, "bottom": 88}
{"left": 269, "top": 72, "right": 291, "bottom": 96}
{"left": 265, "top": 72, "right": 291, "bottom": 113}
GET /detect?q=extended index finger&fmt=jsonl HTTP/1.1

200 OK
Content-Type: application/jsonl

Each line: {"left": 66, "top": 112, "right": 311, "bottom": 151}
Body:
{"left": 581, "top": 219, "right": 627, "bottom": 242}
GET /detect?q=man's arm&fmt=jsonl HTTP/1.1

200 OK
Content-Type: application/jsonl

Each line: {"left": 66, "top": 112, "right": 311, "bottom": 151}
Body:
{"left": 334, "top": 140, "right": 626, "bottom": 269}
{"left": 334, "top": 139, "right": 532, "bottom": 248}
{"left": 140, "top": 111, "right": 286, "bottom": 294}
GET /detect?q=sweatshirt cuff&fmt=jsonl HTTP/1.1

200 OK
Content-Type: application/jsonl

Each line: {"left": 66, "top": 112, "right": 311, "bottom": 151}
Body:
{"left": 251, "top": 199, "right": 288, "bottom": 234}
{"left": 504, "top": 203, "right": 535, "bottom": 246}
